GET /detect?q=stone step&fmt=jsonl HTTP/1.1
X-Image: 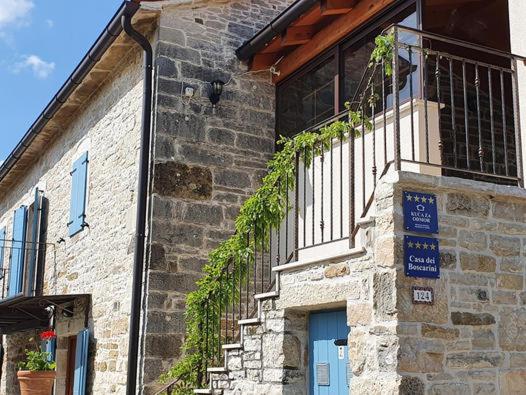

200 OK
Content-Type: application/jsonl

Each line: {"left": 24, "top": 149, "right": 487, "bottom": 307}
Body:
{"left": 194, "top": 390, "right": 213, "bottom": 394}
{"left": 207, "top": 367, "right": 228, "bottom": 373}
{"left": 238, "top": 317, "right": 260, "bottom": 325}
{"left": 253, "top": 291, "right": 279, "bottom": 300}
{"left": 356, "top": 216, "right": 375, "bottom": 229}
{"left": 222, "top": 343, "right": 243, "bottom": 350}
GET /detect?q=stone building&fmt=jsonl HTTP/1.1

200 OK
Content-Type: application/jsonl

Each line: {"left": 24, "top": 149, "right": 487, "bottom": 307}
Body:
{"left": 1, "top": 0, "right": 526, "bottom": 395}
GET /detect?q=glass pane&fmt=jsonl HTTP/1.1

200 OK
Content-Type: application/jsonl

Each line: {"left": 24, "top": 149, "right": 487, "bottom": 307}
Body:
{"left": 278, "top": 57, "right": 336, "bottom": 138}
{"left": 342, "top": 4, "right": 418, "bottom": 107}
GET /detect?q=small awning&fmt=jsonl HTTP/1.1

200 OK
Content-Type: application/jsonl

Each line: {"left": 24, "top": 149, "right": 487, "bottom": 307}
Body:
{"left": 0, "top": 294, "right": 89, "bottom": 335}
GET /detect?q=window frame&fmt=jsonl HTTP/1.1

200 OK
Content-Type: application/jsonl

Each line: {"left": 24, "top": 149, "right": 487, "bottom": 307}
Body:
{"left": 275, "top": 0, "right": 422, "bottom": 139}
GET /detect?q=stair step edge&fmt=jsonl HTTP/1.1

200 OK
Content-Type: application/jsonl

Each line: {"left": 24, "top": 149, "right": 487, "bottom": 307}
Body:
{"left": 207, "top": 367, "right": 228, "bottom": 373}
{"left": 356, "top": 216, "right": 375, "bottom": 227}
{"left": 238, "top": 317, "right": 260, "bottom": 325}
{"left": 254, "top": 291, "right": 279, "bottom": 300}
{"left": 222, "top": 343, "right": 243, "bottom": 350}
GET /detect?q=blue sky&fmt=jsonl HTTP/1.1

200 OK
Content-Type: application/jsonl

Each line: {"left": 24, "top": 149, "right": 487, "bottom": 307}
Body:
{"left": 0, "top": 0, "right": 123, "bottom": 162}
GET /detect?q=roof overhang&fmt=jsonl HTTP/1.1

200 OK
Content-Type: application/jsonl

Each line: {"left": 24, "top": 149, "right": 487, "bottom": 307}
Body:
{"left": 0, "top": 294, "right": 90, "bottom": 334}
{"left": 0, "top": 1, "right": 160, "bottom": 195}
{"left": 236, "top": 0, "right": 395, "bottom": 83}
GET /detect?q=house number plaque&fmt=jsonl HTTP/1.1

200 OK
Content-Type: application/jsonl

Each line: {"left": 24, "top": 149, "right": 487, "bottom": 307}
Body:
{"left": 412, "top": 286, "right": 434, "bottom": 305}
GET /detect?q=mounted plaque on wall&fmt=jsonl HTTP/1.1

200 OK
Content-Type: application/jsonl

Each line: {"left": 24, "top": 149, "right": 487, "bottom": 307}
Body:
{"left": 403, "top": 191, "right": 438, "bottom": 234}
{"left": 404, "top": 235, "right": 440, "bottom": 279}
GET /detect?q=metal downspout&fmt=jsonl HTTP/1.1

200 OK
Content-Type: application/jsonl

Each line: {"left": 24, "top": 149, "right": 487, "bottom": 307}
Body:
{"left": 122, "top": 2, "right": 153, "bottom": 394}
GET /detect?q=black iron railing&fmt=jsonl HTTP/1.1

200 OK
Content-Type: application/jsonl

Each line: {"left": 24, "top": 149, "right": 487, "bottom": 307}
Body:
{"left": 192, "top": 25, "right": 525, "bottom": 388}
{"left": 0, "top": 242, "right": 48, "bottom": 301}
{"left": 392, "top": 25, "right": 524, "bottom": 184}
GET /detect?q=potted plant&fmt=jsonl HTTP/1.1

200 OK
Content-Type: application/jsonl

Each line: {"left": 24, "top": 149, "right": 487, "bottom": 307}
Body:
{"left": 17, "top": 330, "right": 57, "bottom": 395}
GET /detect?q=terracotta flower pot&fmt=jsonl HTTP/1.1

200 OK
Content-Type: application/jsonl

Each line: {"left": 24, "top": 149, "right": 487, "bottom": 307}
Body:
{"left": 17, "top": 370, "right": 56, "bottom": 395}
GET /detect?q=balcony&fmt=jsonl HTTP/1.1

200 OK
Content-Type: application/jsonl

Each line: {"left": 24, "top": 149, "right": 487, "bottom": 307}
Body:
{"left": 269, "top": 25, "right": 524, "bottom": 264}
{"left": 0, "top": 241, "right": 46, "bottom": 301}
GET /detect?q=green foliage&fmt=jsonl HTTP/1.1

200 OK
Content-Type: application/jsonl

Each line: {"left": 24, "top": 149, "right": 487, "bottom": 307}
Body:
{"left": 369, "top": 32, "right": 395, "bottom": 77}
{"left": 160, "top": 33, "right": 394, "bottom": 394}
{"left": 17, "top": 350, "right": 56, "bottom": 372}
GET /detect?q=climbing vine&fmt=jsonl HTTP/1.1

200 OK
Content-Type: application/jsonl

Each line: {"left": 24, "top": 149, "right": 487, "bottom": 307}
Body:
{"left": 159, "top": 32, "right": 394, "bottom": 394}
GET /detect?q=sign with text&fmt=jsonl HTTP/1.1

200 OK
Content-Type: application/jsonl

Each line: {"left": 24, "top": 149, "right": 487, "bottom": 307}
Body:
{"left": 412, "top": 286, "right": 434, "bottom": 305}
{"left": 403, "top": 191, "right": 438, "bottom": 234}
{"left": 404, "top": 235, "right": 440, "bottom": 279}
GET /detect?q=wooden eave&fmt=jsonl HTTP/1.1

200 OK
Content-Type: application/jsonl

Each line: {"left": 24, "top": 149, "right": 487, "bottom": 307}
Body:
{"left": 246, "top": 0, "right": 395, "bottom": 84}
{"left": 0, "top": 10, "right": 158, "bottom": 196}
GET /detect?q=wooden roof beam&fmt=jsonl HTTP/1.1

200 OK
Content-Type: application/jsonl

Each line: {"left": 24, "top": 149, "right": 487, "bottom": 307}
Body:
{"left": 250, "top": 53, "right": 280, "bottom": 71}
{"left": 321, "top": 0, "right": 358, "bottom": 16}
{"left": 275, "top": 0, "right": 395, "bottom": 83}
{"left": 281, "top": 25, "right": 316, "bottom": 47}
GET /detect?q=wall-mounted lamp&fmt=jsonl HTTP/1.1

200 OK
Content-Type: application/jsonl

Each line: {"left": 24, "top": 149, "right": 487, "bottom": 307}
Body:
{"left": 209, "top": 79, "right": 225, "bottom": 111}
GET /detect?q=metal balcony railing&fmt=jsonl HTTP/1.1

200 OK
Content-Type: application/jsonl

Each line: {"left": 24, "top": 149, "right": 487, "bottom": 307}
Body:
{"left": 189, "top": 25, "right": 526, "bottom": 389}
{"left": 0, "top": 241, "right": 48, "bottom": 301}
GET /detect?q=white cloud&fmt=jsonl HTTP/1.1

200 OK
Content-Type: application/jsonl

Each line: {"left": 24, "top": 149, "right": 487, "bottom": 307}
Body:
{"left": 45, "top": 19, "right": 53, "bottom": 28}
{"left": 0, "top": 0, "right": 34, "bottom": 28}
{"left": 13, "top": 55, "right": 55, "bottom": 79}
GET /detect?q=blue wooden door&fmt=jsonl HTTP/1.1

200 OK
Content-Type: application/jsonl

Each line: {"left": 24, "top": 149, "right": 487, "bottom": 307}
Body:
{"left": 73, "top": 328, "right": 90, "bottom": 395}
{"left": 309, "top": 310, "right": 350, "bottom": 395}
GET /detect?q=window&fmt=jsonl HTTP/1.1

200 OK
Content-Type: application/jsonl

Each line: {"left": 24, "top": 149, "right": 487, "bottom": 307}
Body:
{"left": 276, "top": 1, "right": 419, "bottom": 139}
{"left": 68, "top": 152, "right": 89, "bottom": 237}
{"left": 5, "top": 189, "right": 45, "bottom": 299}
{"left": 277, "top": 56, "right": 336, "bottom": 139}
{"left": 342, "top": 4, "right": 418, "bottom": 108}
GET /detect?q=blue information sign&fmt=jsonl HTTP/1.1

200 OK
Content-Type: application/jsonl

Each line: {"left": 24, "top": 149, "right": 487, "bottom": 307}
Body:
{"left": 403, "top": 191, "right": 438, "bottom": 234}
{"left": 404, "top": 235, "right": 440, "bottom": 279}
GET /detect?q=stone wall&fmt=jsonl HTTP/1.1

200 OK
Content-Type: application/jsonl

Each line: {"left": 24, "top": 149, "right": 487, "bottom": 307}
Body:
{"left": 392, "top": 172, "right": 526, "bottom": 394}
{"left": 220, "top": 301, "right": 309, "bottom": 395}
{"left": 198, "top": 171, "right": 526, "bottom": 395}
{"left": 209, "top": 215, "right": 399, "bottom": 394}
{"left": 142, "top": 0, "right": 291, "bottom": 392}
{"left": 0, "top": 48, "right": 144, "bottom": 395}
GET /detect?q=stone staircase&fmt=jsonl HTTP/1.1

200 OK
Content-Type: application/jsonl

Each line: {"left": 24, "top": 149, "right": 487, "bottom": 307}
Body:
{"left": 192, "top": 217, "right": 375, "bottom": 394}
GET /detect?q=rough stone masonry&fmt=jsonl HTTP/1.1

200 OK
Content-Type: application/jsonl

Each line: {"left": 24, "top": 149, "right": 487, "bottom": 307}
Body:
{"left": 141, "top": 1, "right": 292, "bottom": 393}
{"left": 203, "top": 171, "right": 526, "bottom": 394}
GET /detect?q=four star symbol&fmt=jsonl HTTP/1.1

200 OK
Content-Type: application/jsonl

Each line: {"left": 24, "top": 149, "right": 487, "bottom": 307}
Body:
{"left": 407, "top": 239, "right": 438, "bottom": 251}
{"left": 405, "top": 193, "right": 436, "bottom": 205}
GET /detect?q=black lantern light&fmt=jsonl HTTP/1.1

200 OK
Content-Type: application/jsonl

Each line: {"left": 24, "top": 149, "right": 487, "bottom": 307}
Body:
{"left": 209, "top": 79, "right": 225, "bottom": 108}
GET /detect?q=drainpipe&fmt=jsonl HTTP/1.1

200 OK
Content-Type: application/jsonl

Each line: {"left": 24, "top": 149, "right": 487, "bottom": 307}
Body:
{"left": 122, "top": 2, "right": 153, "bottom": 394}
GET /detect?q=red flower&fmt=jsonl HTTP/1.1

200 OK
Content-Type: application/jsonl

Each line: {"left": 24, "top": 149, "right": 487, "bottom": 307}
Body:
{"left": 39, "top": 330, "right": 56, "bottom": 341}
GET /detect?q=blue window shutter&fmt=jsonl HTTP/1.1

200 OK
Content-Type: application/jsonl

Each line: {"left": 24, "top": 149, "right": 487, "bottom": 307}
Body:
{"left": 68, "top": 152, "right": 89, "bottom": 237}
{"left": 27, "top": 188, "right": 41, "bottom": 296}
{"left": 41, "top": 338, "right": 57, "bottom": 362}
{"left": 8, "top": 206, "right": 28, "bottom": 297}
{"left": 0, "top": 227, "right": 6, "bottom": 275}
{"left": 73, "top": 328, "right": 89, "bottom": 395}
